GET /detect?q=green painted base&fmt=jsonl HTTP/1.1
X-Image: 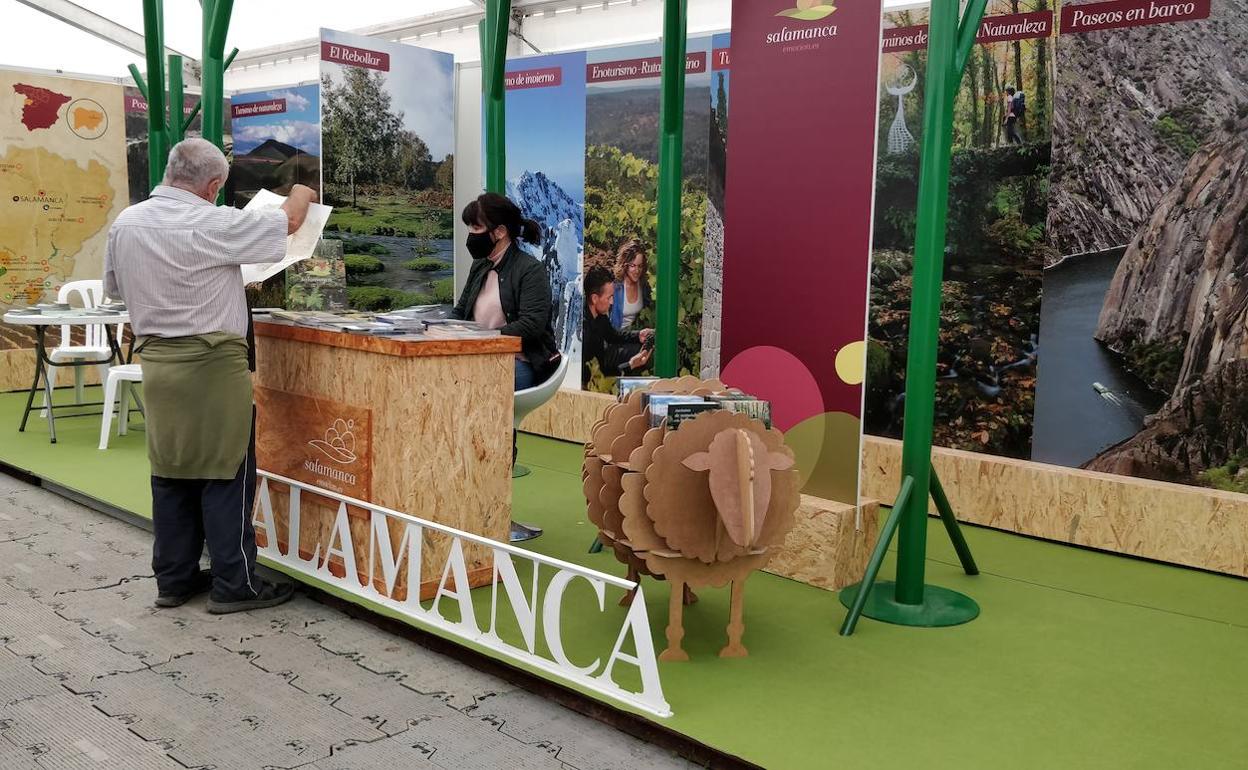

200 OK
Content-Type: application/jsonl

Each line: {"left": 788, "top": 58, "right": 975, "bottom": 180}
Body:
{"left": 512, "top": 464, "right": 532, "bottom": 479}
{"left": 839, "top": 581, "right": 980, "bottom": 628}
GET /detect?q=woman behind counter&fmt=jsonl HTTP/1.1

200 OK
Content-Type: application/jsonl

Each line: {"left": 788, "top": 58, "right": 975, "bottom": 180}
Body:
{"left": 452, "top": 192, "right": 561, "bottom": 390}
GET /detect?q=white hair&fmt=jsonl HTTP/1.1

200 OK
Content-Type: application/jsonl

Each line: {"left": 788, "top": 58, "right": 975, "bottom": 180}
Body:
{"left": 161, "top": 138, "right": 229, "bottom": 190}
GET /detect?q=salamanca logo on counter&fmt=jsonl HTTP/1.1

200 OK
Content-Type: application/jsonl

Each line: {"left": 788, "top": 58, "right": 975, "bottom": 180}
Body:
{"left": 320, "top": 41, "right": 390, "bottom": 71}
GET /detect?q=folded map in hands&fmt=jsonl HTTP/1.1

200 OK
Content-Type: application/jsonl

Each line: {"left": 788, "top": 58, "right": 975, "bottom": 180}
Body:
{"left": 240, "top": 189, "right": 333, "bottom": 285}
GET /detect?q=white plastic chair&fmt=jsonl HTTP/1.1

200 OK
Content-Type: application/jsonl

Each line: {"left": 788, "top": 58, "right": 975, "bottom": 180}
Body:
{"left": 509, "top": 354, "right": 571, "bottom": 542}
{"left": 98, "top": 364, "right": 143, "bottom": 449}
{"left": 41, "top": 280, "right": 119, "bottom": 413}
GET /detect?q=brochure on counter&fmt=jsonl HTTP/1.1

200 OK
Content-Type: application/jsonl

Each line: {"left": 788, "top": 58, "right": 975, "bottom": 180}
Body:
{"left": 263, "top": 308, "right": 499, "bottom": 340}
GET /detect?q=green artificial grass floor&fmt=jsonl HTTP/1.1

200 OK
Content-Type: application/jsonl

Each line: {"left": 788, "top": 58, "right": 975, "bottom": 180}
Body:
{"left": 2, "top": 386, "right": 1248, "bottom": 768}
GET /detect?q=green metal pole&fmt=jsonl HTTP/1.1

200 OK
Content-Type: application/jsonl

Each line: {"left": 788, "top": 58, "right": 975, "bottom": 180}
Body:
{"left": 141, "top": 0, "right": 168, "bottom": 190}
{"left": 201, "top": 0, "right": 233, "bottom": 151}
{"left": 480, "top": 0, "right": 511, "bottom": 194}
{"left": 894, "top": 0, "right": 960, "bottom": 606}
{"left": 180, "top": 48, "right": 236, "bottom": 135}
{"left": 953, "top": 0, "right": 991, "bottom": 83}
{"left": 654, "top": 0, "right": 687, "bottom": 378}
{"left": 839, "top": 476, "right": 914, "bottom": 636}
{"left": 127, "top": 64, "right": 149, "bottom": 100}
{"left": 167, "top": 55, "right": 184, "bottom": 146}
{"left": 837, "top": 0, "right": 988, "bottom": 632}
{"left": 182, "top": 101, "right": 202, "bottom": 134}
{"left": 930, "top": 468, "right": 979, "bottom": 575}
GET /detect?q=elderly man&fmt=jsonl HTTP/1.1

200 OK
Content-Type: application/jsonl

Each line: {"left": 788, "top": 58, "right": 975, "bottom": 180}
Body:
{"left": 104, "top": 138, "right": 317, "bottom": 614}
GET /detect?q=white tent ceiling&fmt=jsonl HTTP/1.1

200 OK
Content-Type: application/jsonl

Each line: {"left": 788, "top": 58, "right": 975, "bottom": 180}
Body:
{"left": 0, "top": 0, "right": 928, "bottom": 86}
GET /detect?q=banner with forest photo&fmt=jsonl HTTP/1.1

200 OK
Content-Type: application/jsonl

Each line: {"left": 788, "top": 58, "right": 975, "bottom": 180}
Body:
{"left": 319, "top": 29, "right": 455, "bottom": 312}
{"left": 864, "top": 0, "right": 1056, "bottom": 461}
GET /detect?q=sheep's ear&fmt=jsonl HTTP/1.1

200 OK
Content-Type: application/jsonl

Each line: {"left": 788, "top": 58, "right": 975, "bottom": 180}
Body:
{"left": 769, "top": 452, "right": 795, "bottom": 471}
{"left": 682, "top": 452, "right": 713, "bottom": 472}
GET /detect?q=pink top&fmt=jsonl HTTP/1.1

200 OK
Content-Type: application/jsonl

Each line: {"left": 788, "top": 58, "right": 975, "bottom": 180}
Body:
{"left": 472, "top": 251, "right": 507, "bottom": 331}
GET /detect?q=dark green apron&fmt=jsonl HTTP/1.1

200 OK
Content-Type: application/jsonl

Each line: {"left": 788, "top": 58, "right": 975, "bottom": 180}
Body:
{"left": 136, "top": 333, "right": 252, "bottom": 480}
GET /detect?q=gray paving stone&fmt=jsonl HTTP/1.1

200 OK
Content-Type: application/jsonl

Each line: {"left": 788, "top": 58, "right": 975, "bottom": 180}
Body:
{"left": 294, "top": 613, "right": 518, "bottom": 710}
{"left": 464, "top": 689, "right": 694, "bottom": 770}
{"left": 391, "top": 712, "right": 568, "bottom": 770}
{"left": 50, "top": 585, "right": 221, "bottom": 666}
{"left": 0, "top": 476, "right": 689, "bottom": 770}
{"left": 0, "top": 684, "right": 175, "bottom": 769}
{"left": 219, "top": 630, "right": 447, "bottom": 736}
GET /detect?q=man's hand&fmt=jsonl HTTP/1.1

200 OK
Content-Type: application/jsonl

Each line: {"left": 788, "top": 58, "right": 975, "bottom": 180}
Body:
{"left": 280, "top": 185, "right": 318, "bottom": 235}
{"left": 639, "top": 328, "right": 654, "bottom": 343}
{"left": 629, "top": 347, "right": 653, "bottom": 371}
{"left": 289, "top": 184, "right": 318, "bottom": 204}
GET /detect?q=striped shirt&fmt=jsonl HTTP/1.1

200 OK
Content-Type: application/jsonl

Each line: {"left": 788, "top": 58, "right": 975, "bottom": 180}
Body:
{"left": 103, "top": 185, "right": 287, "bottom": 338}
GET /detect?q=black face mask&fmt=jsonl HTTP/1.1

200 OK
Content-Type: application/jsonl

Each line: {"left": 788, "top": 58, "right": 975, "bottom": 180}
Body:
{"left": 466, "top": 231, "right": 496, "bottom": 261}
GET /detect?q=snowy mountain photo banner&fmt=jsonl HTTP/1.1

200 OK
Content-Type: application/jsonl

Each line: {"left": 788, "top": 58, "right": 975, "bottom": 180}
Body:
{"left": 495, "top": 51, "right": 588, "bottom": 390}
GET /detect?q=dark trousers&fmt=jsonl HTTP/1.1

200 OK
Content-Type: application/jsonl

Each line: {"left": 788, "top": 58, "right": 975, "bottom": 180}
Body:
{"left": 1005, "top": 118, "right": 1023, "bottom": 145}
{"left": 151, "top": 407, "right": 259, "bottom": 602}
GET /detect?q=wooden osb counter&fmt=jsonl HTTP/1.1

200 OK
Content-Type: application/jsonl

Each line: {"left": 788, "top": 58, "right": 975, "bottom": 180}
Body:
{"left": 252, "top": 319, "right": 520, "bottom": 600}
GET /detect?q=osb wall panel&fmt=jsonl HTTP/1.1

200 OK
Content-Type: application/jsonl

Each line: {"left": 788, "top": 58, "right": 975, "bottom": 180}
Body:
{"left": 519, "top": 388, "right": 614, "bottom": 443}
{"left": 255, "top": 335, "right": 514, "bottom": 590}
{"left": 766, "top": 496, "right": 879, "bottom": 591}
{"left": 862, "top": 436, "right": 1248, "bottom": 578}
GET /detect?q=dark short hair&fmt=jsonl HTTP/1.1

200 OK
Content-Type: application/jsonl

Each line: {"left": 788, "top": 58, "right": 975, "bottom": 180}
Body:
{"left": 584, "top": 265, "right": 614, "bottom": 300}
{"left": 460, "top": 193, "right": 541, "bottom": 245}
{"left": 1005, "top": 86, "right": 1016, "bottom": 94}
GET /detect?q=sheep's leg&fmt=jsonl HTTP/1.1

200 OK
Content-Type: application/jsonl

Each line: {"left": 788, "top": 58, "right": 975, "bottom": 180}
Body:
{"left": 619, "top": 565, "right": 640, "bottom": 607}
{"left": 719, "top": 579, "right": 748, "bottom": 658}
{"left": 659, "top": 580, "right": 690, "bottom": 662}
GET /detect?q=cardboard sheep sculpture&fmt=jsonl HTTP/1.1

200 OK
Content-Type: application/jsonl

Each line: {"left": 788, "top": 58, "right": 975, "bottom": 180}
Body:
{"left": 584, "top": 376, "right": 801, "bottom": 661}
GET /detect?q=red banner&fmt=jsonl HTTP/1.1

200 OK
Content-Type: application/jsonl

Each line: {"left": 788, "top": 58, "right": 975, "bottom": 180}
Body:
{"left": 586, "top": 52, "right": 707, "bottom": 83}
{"left": 882, "top": 25, "right": 929, "bottom": 53}
{"left": 978, "top": 11, "right": 1055, "bottom": 42}
{"left": 720, "top": 0, "right": 882, "bottom": 502}
{"left": 320, "top": 41, "right": 390, "bottom": 71}
{"left": 231, "top": 98, "right": 286, "bottom": 119}
{"left": 505, "top": 66, "right": 563, "bottom": 90}
{"left": 712, "top": 47, "right": 732, "bottom": 70}
{"left": 125, "top": 94, "right": 197, "bottom": 115}
{"left": 883, "top": 11, "right": 1055, "bottom": 52}
{"left": 1061, "top": 0, "right": 1210, "bottom": 32}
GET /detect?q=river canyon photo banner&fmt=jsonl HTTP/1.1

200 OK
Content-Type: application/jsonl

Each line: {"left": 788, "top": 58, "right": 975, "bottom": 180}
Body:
{"left": 1033, "top": 0, "right": 1248, "bottom": 494}
{"left": 719, "top": 0, "right": 883, "bottom": 504}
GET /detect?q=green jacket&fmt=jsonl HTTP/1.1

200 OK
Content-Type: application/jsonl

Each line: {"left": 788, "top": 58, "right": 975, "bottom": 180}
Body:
{"left": 453, "top": 243, "right": 560, "bottom": 381}
{"left": 137, "top": 333, "right": 252, "bottom": 480}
